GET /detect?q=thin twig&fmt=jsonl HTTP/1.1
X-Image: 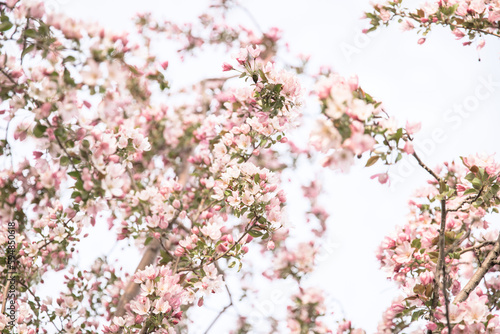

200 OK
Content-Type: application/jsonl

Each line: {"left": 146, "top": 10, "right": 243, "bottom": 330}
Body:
{"left": 412, "top": 152, "right": 440, "bottom": 182}
{"left": 0, "top": 68, "right": 17, "bottom": 85}
{"left": 459, "top": 241, "right": 495, "bottom": 255}
{"left": 203, "top": 302, "right": 233, "bottom": 334}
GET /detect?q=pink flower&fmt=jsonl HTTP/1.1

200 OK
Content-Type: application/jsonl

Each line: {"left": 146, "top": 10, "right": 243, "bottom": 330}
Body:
{"left": 403, "top": 141, "right": 414, "bottom": 154}
{"left": 234, "top": 48, "right": 248, "bottom": 65}
{"left": 400, "top": 20, "right": 415, "bottom": 31}
{"left": 419, "top": 271, "right": 434, "bottom": 285}
{"left": 452, "top": 29, "right": 466, "bottom": 40}
{"left": 405, "top": 120, "right": 421, "bottom": 135}
{"left": 201, "top": 222, "right": 222, "bottom": 241}
{"left": 130, "top": 297, "right": 151, "bottom": 315}
{"left": 247, "top": 45, "right": 261, "bottom": 58}
{"left": 393, "top": 241, "right": 414, "bottom": 264}
{"left": 344, "top": 133, "right": 375, "bottom": 155}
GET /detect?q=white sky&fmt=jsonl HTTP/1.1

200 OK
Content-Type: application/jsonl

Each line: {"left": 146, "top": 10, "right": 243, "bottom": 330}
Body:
{"left": 42, "top": 0, "right": 500, "bottom": 332}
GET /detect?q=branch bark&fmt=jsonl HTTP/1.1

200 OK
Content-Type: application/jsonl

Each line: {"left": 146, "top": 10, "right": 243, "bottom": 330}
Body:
{"left": 114, "top": 150, "right": 192, "bottom": 331}
{"left": 114, "top": 239, "right": 161, "bottom": 318}
{"left": 1, "top": 275, "right": 11, "bottom": 314}
{"left": 453, "top": 233, "right": 500, "bottom": 304}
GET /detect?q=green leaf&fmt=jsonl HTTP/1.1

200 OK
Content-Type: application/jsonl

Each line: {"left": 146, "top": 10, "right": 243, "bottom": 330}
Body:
{"left": 465, "top": 173, "right": 475, "bottom": 182}
{"left": 63, "top": 56, "right": 76, "bottom": 64}
{"left": 411, "top": 238, "right": 421, "bottom": 249}
{"left": 75, "top": 180, "right": 84, "bottom": 191}
{"left": 21, "top": 44, "right": 35, "bottom": 59}
{"left": 248, "top": 230, "right": 263, "bottom": 238}
{"left": 463, "top": 188, "right": 478, "bottom": 195}
{"left": 24, "top": 29, "right": 37, "bottom": 38}
{"left": 0, "top": 20, "right": 13, "bottom": 32}
{"left": 472, "top": 178, "right": 482, "bottom": 190}
{"left": 60, "top": 156, "right": 70, "bottom": 166}
{"left": 33, "top": 124, "right": 47, "bottom": 138}
{"left": 411, "top": 309, "right": 425, "bottom": 322}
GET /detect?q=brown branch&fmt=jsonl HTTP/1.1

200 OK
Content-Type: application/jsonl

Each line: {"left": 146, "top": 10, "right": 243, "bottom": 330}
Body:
{"left": 0, "top": 68, "right": 17, "bottom": 85}
{"left": 412, "top": 152, "right": 440, "bottom": 182}
{"left": 436, "top": 190, "right": 451, "bottom": 333}
{"left": 47, "top": 118, "right": 81, "bottom": 176}
{"left": 445, "top": 229, "right": 470, "bottom": 255}
{"left": 1, "top": 275, "right": 11, "bottom": 314}
{"left": 454, "top": 233, "right": 500, "bottom": 303}
{"left": 114, "top": 239, "right": 161, "bottom": 318}
{"left": 454, "top": 24, "right": 500, "bottom": 39}
{"left": 114, "top": 155, "right": 192, "bottom": 328}
{"left": 459, "top": 241, "right": 495, "bottom": 255}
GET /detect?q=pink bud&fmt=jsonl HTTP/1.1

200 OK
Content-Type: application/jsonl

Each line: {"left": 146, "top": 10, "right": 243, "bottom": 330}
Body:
{"left": 417, "top": 38, "right": 426, "bottom": 45}
{"left": 174, "top": 246, "right": 185, "bottom": 257}
{"left": 108, "top": 155, "right": 120, "bottom": 163}
{"left": 222, "top": 62, "right": 234, "bottom": 72}
{"left": 267, "top": 241, "right": 275, "bottom": 250}
{"left": 477, "top": 39, "right": 485, "bottom": 51}
{"left": 426, "top": 322, "right": 437, "bottom": 331}
{"left": 348, "top": 75, "right": 359, "bottom": 91}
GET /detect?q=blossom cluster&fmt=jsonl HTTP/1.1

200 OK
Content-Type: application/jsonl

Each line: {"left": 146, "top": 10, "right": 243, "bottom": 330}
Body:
{"left": 365, "top": 0, "right": 500, "bottom": 47}
{"left": 374, "top": 154, "right": 500, "bottom": 332}
{"left": 310, "top": 72, "right": 417, "bottom": 176}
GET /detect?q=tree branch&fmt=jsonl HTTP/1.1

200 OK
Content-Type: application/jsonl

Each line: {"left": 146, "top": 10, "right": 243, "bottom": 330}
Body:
{"left": 412, "top": 152, "right": 440, "bottom": 182}
{"left": 454, "top": 233, "right": 500, "bottom": 303}
{"left": 1, "top": 275, "right": 11, "bottom": 314}
{"left": 436, "top": 190, "right": 451, "bottom": 333}
{"left": 114, "top": 239, "right": 161, "bottom": 319}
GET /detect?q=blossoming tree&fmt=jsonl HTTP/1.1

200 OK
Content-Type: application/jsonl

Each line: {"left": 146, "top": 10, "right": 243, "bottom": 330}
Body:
{"left": 1, "top": 0, "right": 500, "bottom": 333}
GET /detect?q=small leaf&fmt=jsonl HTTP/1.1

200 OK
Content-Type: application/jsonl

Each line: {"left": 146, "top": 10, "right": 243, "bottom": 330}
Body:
{"left": 0, "top": 20, "right": 13, "bottom": 32}
{"left": 248, "top": 230, "right": 263, "bottom": 238}
{"left": 463, "top": 188, "right": 478, "bottom": 195}
{"left": 365, "top": 155, "right": 379, "bottom": 167}
{"left": 21, "top": 44, "right": 35, "bottom": 59}
{"left": 60, "top": 156, "right": 70, "bottom": 166}
{"left": 33, "top": 124, "right": 47, "bottom": 138}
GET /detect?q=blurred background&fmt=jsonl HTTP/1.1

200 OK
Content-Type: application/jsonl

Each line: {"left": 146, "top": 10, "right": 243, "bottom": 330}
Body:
{"left": 40, "top": 0, "right": 500, "bottom": 332}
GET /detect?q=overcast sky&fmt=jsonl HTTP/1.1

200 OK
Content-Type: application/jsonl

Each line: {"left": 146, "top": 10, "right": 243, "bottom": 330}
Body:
{"left": 45, "top": 0, "right": 500, "bottom": 332}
